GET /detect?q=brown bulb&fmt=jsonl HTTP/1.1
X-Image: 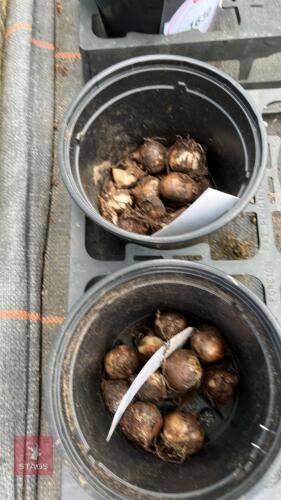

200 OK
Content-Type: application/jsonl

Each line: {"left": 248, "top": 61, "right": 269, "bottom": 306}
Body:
{"left": 154, "top": 311, "right": 187, "bottom": 340}
{"left": 162, "top": 207, "right": 186, "bottom": 225}
{"left": 168, "top": 138, "right": 208, "bottom": 176}
{"left": 132, "top": 139, "right": 166, "bottom": 174}
{"left": 163, "top": 349, "right": 203, "bottom": 392}
{"left": 112, "top": 168, "right": 138, "bottom": 189}
{"left": 101, "top": 379, "right": 129, "bottom": 413}
{"left": 137, "top": 335, "right": 164, "bottom": 359}
{"left": 121, "top": 158, "right": 145, "bottom": 179}
{"left": 112, "top": 160, "right": 145, "bottom": 188}
{"left": 120, "top": 401, "right": 163, "bottom": 448}
{"left": 118, "top": 214, "right": 149, "bottom": 235}
{"left": 99, "top": 196, "right": 118, "bottom": 225}
{"left": 132, "top": 176, "right": 160, "bottom": 203}
{"left": 162, "top": 410, "right": 204, "bottom": 459}
{"left": 137, "top": 372, "right": 167, "bottom": 402}
{"left": 191, "top": 325, "right": 225, "bottom": 363}
{"left": 100, "top": 180, "right": 133, "bottom": 213}
{"left": 159, "top": 172, "right": 200, "bottom": 205}
{"left": 138, "top": 196, "right": 166, "bottom": 219}
{"left": 104, "top": 345, "right": 139, "bottom": 379}
{"left": 109, "top": 191, "right": 132, "bottom": 212}
{"left": 204, "top": 368, "right": 238, "bottom": 405}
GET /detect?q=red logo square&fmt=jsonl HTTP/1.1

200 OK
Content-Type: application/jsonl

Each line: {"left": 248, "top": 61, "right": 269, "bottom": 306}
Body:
{"left": 14, "top": 436, "right": 53, "bottom": 475}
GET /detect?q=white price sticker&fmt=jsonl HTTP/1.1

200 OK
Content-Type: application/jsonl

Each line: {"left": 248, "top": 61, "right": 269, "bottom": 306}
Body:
{"left": 164, "top": 0, "right": 220, "bottom": 35}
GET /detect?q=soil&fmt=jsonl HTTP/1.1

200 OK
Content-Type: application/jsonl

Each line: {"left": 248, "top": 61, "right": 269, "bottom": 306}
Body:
{"left": 272, "top": 212, "right": 281, "bottom": 252}
{"left": 218, "top": 233, "right": 253, "bottom": 260}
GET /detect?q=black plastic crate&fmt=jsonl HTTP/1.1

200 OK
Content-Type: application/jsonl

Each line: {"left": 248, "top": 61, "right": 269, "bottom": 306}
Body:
{"left": 80, "top": 0, "right": 281, "bottom": 81}
{"left": 60, "top": 86, "right": 281, "bottom": 499}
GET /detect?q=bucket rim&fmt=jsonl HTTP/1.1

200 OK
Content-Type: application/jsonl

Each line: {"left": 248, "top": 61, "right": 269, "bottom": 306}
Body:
{"left": 58, "top": 55, "right": 267, "bottom": 248}
{"left": 48, "top": 259, "right": 281, "bottom": 500}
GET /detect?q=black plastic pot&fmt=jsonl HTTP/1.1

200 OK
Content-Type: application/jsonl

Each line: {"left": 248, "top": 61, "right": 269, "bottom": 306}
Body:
{"left": 96, "top": 0, "right": 164, "bottom": 37}
{"left": 48, "top": 260, "right": 281, "bottom": 500}
{"left": 59, "top": 55, "right": 267, "bottom": 249}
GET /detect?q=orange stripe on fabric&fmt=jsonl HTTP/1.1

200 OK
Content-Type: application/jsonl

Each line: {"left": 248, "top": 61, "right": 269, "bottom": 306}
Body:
{"left": 0, "top": 310, "right": 64, "bottom": 325}
{"left": 31, "top": 38, "right": 55, "bottom": 50}
{"left": 5, "top": 22, "right": 32, "bottom": 39}
{"left": 55, "top": 51, "right": 81, "bottom": 60}
{"left": 41, "top": 315, "right": 65, "bottom": 325}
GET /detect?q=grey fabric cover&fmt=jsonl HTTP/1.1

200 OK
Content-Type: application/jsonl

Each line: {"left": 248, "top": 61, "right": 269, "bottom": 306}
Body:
{"left": 38, "top": 1, "right": 83, "bottom": 498}
{"left": 0, "top": 0, "right": 54, "bottom": 498}
{"left": 0, "top": 0, "right": 82, "bottom": 497}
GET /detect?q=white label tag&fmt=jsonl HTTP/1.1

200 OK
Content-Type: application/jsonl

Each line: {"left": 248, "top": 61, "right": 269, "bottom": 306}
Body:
{"left": 153, "top": 188, "right": 239, "bottom": 237}
{"left": 106, "top": 327, "right": 193, "bottom": 442}
{"left": 164, "top": 0, "right": 220, "bottom": 35}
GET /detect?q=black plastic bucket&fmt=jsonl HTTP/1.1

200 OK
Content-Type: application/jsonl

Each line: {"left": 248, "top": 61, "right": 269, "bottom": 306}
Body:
{"left": 96, "top": 0, "right": 164, "bottom": 37}
{"left": 48, "top": 260, "right": 281, "bottom": 500}
{"left": 59, "top": 55, "right": 267, "bottom": 249}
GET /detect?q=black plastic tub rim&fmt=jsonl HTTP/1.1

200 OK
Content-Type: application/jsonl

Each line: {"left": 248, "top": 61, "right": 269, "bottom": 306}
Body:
{"left": 48, "top": 260, "right": 281, "bottom": 500}
{"left": 58, "top": 55, "right": 267, "bottom": 247}
{"left": 76, "top": 75, "right": 250, "bottom": 196}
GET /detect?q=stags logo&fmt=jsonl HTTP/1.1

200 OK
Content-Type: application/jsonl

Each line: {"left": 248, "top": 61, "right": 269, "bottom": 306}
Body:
{"left": 14, "top": 436, "right": 53, "bottom": 475}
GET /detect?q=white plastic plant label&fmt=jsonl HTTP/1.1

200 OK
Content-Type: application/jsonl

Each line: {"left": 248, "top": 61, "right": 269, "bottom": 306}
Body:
{"left": 106, "top": 327, "right": 193, "bottom": 442}
{"left": 153, "top": 188, "right": 239, "bottom": 237}
{"left": 164, "top": 0, "right": 220, "bottom": 35}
